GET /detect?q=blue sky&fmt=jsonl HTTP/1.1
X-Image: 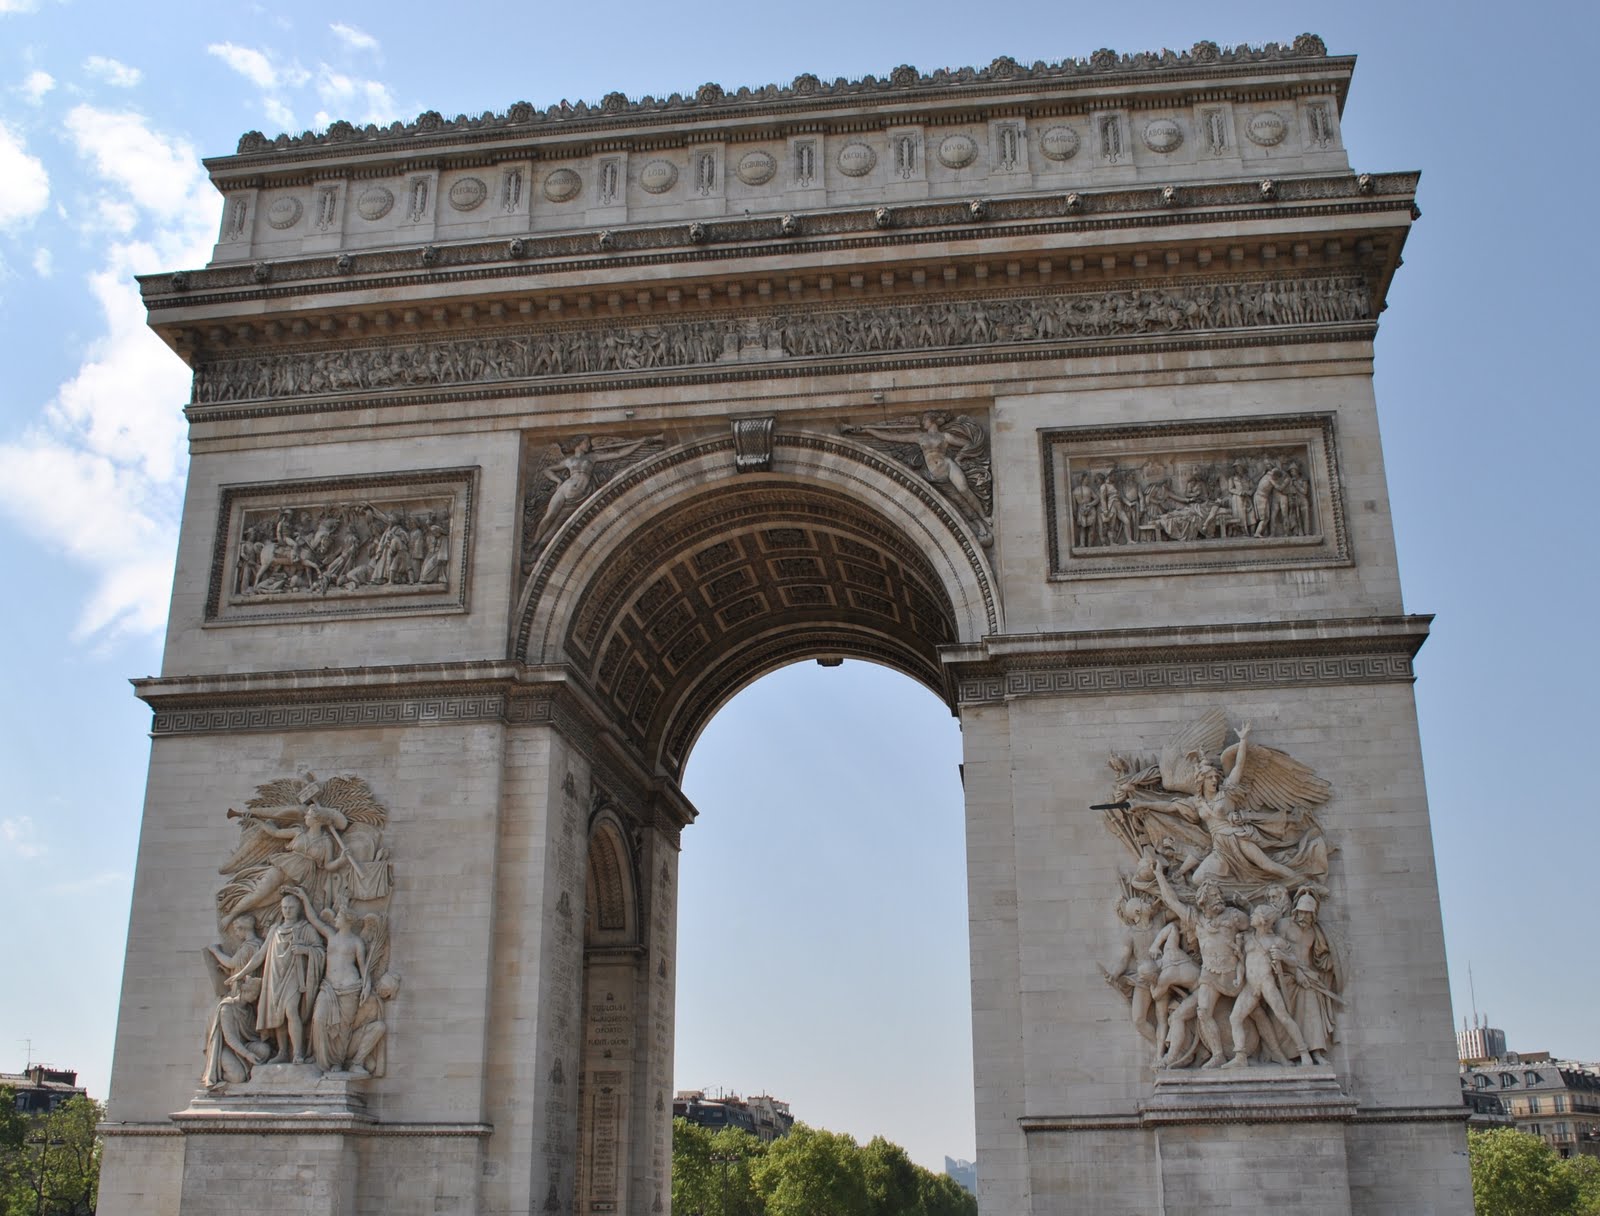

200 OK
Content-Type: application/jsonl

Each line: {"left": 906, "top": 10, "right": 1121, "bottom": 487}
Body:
{"left": 0, "top": 0, "right": 1594, "bottom": 1174}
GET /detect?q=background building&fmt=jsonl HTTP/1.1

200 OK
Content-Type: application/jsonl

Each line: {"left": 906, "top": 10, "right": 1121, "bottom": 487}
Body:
{"left": 673, "top": 1090, "right": 794, "bottom": 1143}
{"left": 1, "top": 1065, "right": 88, "bottom": 1115}
{"left": 1460, "top": 1053, "right": 1600, "bottom": 1158}
{"left": 944, "top": 1156, "right": 976, "bottom": 1195}
{"left": 1458, "top": 1015, "right": 1508, "bottom": 1063}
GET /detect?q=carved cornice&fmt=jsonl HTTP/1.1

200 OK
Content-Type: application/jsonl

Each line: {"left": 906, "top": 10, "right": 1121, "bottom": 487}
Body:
{"left": 135, "top": 662, "right": 581, "bottom": 745}
{"left": 165, "top": 1118, "right": 494, "bottom": 1137}
{"left": 1018, "top": 1103, "right": 1468, "bottom": 1132}
{"left": 213, "top": 37, "right": 1338, "bottom": 164}
{"left": 943, "top": 615, "right": 1430, "bottom": 704}
{"left": 144, "top": 174, "right": 1416, "bottom": 308}
{"left": 133, "top": 660, "right": 683, "bottom": 822}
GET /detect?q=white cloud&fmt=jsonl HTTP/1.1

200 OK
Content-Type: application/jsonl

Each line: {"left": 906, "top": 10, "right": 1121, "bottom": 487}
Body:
{"left": 32, "top": 246, "right": 51, "bottom": 276}
{"left": 206, "top": 41, "right": 279, "bottom": 89}
{"left": 314, "top": 65, "right": 397, "bottom": 126}
{"left": 329, "top": 22, "right": 378, "bottom": 52}
{"left": 64, "top": 105, "right": 204, "bottom": 215}
{"left": 206, "top": 43, "right": 314, "bottom": 132}
{"left": 22, "top": 69, "right": 54, "bottom": 103}
{"left": 84, "top": 55, "right": 142, "bottom": 88}
{"left": 0, "top": 120, "right": 48, "bottom": 228}
{"left": 0, "top": 105, "right": 216, "bottom": 640}
{"left": 0, "top": 0, "right": 42, "bottom": 13}
{"left": 263, "top": 96, "right": 296, "bottom": 131}
{"left": 2, "top": 816, "right": 46, "bottom": 859}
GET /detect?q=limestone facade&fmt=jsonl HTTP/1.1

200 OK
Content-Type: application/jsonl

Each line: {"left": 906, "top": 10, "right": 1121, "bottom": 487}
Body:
{"left": 101, "top": 36, "right": 1469, "bottom": 1215}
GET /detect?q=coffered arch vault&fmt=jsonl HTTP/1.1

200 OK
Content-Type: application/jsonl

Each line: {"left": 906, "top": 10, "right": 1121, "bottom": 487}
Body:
{"left": 514, "top": 430, "right": 1000, "bottom": 778}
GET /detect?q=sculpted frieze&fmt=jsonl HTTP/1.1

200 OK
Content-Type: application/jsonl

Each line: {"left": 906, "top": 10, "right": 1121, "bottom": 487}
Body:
{"left": 202, "top": 775, "right": 399, "bottom": 1088}
{"left": 1043, "top": 414, "right": 1349, "bottom": 578}
{"left": 207, "top": 469, "right": 475, "bottom": 623}
{"left": 1095, "top": 710, "right": 1342, "bottom": 1071}
{"left": 190, "top": 275, "right": 1372, "bottom": 406}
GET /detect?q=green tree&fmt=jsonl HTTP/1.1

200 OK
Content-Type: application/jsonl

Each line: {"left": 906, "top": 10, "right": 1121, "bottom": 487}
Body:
{"left": 861, "top": 1135, "right": 922, "bottom": 1216}
{"left": 916, "top": 1171, "right": 977, "bottom": 1216}
{"left": 1469, "top": 1128, "right": 1579, "bottom": 1216}
{"left": 671, "top": 1119, "right": 764, "bottom": 1216}
{"left": 0, "top": 1090, "right": 25, "bottom": 1155}
{"left": 753, "top": 1123, "right": 867, "bottom": 1216}
{"left": 1561, "top": 1153, "right": 1600, "bottom": 1216}
{"left": 1, "top": 1095, "right": 104, "bottom": 1216}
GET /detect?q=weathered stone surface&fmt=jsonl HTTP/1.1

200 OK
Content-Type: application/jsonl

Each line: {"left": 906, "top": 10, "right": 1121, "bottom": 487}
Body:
{"left": 100, "top": 38, "right": 1467, "bottom": 1216}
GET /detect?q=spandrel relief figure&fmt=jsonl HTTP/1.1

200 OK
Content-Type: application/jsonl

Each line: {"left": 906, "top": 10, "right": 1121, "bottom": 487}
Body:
{"left": 522, "top": 433, "right": 667, "bottom": 561}
{"left": 840, "top": 412, "right": 994, "bottom": 545}
{"left": 1093, "top": 710, "right": 1342, "bottom": 1070}
{"left": 200, "top": 774, "right": 397, "bottom": 1089}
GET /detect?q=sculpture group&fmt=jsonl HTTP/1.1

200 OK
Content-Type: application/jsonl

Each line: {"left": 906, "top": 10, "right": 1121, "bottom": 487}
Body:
{"left": 200, "top": 775, "right": 399, "bottom": 1088}
{"left": 1070, "top": 447, "right": 1314, "bottom": 549}
{"left": 234, "top": 500, "right": 451, "bottom": 599}
{"left": 1097, "top": 710, "right": 1341, "bottom": 1070}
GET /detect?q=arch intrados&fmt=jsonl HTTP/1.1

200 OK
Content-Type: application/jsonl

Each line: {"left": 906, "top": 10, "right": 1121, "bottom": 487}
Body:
{"left": 514, "top": 430, "right": 1000, "bottom": 669}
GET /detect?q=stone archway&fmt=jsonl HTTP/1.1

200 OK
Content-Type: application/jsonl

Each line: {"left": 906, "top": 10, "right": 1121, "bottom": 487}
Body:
{"left": 518, "top": 430, "right": 999, "bottom": 778}
{"left": 101, "top": 37, "right": 1472, "bottom": 1216}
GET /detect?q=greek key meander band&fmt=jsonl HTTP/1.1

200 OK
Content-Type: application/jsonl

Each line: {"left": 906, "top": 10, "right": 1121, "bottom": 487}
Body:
{"left": 953, "top": 652, "right": 1416, "bottom": 705}
{"left": 1017, "top": 1103, "right": 1464, "bottom": 1131}
{"left": 144, "top": 651, "right": 1416, "bottom": 736}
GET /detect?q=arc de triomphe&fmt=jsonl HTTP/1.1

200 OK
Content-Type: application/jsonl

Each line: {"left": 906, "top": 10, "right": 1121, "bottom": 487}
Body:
{"left": 100, "top": 36, "right": 1471, "bottom": 1215}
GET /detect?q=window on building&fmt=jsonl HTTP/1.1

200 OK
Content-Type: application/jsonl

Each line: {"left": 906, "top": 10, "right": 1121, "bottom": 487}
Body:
{"left": 1530, "top": 1098, "right": 1543, "bottom": 1114}
{"left": 1555, "top": 1096, "right": 1568, "bottom": 1113}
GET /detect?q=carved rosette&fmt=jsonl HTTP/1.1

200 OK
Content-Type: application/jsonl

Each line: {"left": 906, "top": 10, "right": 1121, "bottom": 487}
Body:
{"left": 1095, "top": 710, "right": 1343, "bottom": 1073}
{"left": 201, "top": 774, "right": 399, "bottom": 1089}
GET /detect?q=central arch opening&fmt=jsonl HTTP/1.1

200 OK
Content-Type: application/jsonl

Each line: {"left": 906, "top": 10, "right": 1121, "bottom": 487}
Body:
{"left": 674, "top": 658, "right": 975, "bottom": 1172}
{"left": 542, "top": 436, "right": 998, "bottom": 1209}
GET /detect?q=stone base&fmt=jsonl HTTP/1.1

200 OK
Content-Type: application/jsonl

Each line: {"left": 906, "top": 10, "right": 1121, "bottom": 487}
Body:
{"left": 174, "top": 1063, "right": 373, "bottom": 1131}
{"left": 1140, "top": 1064, "right": 1358, "bottom": 1126}
{"left": 1139, "top": 1068, "right": 1358, "bottom": 1216}
{"left": 171, "top": 1066, "right": 371, "bottom": 1216}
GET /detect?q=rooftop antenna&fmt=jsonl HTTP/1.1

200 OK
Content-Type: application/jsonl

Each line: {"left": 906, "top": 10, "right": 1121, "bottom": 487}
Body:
{"left": 1468, "top": 961, "right": 1479, "bottom": 1026}
{"left": 18, "top": 1039, "right": 31, "bottom": 1069}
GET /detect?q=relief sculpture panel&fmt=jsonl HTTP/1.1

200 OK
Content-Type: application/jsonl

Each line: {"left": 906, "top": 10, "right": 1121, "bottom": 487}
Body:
{"left": 206, "top": 468, "right": 476, "bottom": 623}
{"left": 201, "top": 774, "right": 398, "bottom": 1088}
{"left": 1094, "top": 711, "right": 1342, "bottom": 1071}
{"left": 1043, "top": 414, "right": 1349, "bottom": 578}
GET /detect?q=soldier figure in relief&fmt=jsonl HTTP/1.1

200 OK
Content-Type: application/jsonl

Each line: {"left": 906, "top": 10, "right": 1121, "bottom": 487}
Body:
{"left": 1226, "top": 904, "right": 1314, "bottom": 1068}
{"left": 1151, "top": 866, "right": 1247, "bottom": 1068}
